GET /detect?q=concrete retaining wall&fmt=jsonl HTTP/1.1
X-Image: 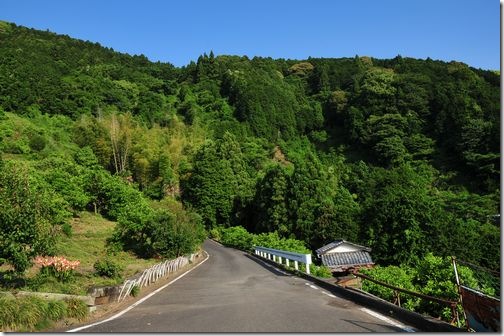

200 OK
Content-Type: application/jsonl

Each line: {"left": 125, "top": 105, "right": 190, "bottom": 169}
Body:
{"left": 2, "top": 290, "right": 96, "bottom": 312}
{"left": 87, "top": 285, "right": 122, "bottom": 305}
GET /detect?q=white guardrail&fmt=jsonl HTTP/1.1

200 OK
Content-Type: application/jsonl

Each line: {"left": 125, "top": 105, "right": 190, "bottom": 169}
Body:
{"left": 117, "top": 254, "right": 195, "bottom": 302}
{"left": 253, "top": 246, "right": 312, "bottom": 274}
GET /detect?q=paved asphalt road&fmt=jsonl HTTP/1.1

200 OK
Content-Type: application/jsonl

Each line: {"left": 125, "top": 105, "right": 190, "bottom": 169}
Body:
{"left": 75, "top": 240, "right": 414, "bottom": 332}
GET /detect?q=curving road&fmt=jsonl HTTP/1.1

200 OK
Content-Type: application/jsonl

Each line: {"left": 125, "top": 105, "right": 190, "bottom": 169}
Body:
{"left": 73, "top": 240, "right": 414, "bottom": 332}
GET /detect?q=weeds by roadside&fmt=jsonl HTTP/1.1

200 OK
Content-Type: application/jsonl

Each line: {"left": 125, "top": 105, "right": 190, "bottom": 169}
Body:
{"left": 0, "top": 295, "right": 87, "bottom": 332}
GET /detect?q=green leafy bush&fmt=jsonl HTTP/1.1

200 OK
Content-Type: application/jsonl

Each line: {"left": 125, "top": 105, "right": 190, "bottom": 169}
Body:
{"left": 310, "top": 264, "right": 333, "bottom": 278}
{"left": 0, "top": 161, "right": 55, "bottom": 272}
{"left": 28, "top": 133, "right": 47, "bottom": 152}
{"left": 61, "top": 223, "right": 73, "bottom": 237}
{"left": 130, "top": 285, "right": 140, "bottom": 297}
{"left": 218, "top": 226, "right": 311, "bottom": 256}
{"left": 252, "top": 231, "right": 310, "bottom": 254}
{"left": 109, "top": 199, "right": 206, "bottom": 258}
{"left": 149, "top": 209, "right": 206, "bottom": 258}
{"left": 219, "top": 226, "right": 253, "bottom": 250}
{"left": 0, "top": 116, "right": 31, "bottom": 154}
{"left": 208, "top": 227, "right": 221, "bottom": 241}
{"left": 35, "top": 156, "right": 91, "bottom": 211}
{"left": 361, "top": 265, "right": 421, "bottom": 311}
{"left": 93, "top": 258, "right": 123, "bottom": 278}
{"left": 360, "top": 253, "right": 491, "bottom": 321}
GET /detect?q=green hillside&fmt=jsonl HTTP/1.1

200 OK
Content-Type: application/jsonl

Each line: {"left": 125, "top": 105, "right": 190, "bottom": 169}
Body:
{"left": 0, "top": 20, "right": 499, "bottom": 278}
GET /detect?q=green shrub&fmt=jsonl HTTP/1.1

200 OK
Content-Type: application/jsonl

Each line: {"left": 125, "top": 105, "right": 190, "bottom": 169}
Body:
{"left": 252, "top": 231, "right": 310, "bottom": 254}
{"left": 209, "top": 227, "right": 221, "bottom": 241}
{"left": 220, "top": 226, "right": 253, "bottom": 250}
{"left": 310, "top": 264, "right": 333, "bottom": 278}
{"left": 61, "top": 223, "right": 73, "bottom": 237}
{"left": 35, "top": 157, "right": 91, "bottom": 211}
{"left": 65, "top": 298, "right": 88, "bottom": 321}
{"left": 0, "top": 161, "right": 56, "bottom": 272}
{"left": 28, "top": 133, "right": 47, "bottom": 152}
{"left": 26, "top": 271, "right": 57, "bottom": 292}
{"left": 361, "top": 265, "right": 421, "bottom": 311}
{"left": 359, "top": 254, "right": 489, "bottom": 321}
{"left": 219, "top": 226, "right": 311, "bottom": 255}
{"left": 149, "top": 209, "right": 206, "bottom": 258}
{"left": 94, "top": 258, "right": 123, "bottom": 278}
{"left": 1, "top": 136, "right": 31, "bottom": 154}
{"left": 130, "top": 285, "right": 140, "bottom": 297}
{"left": 74, "top": 146, "right": 99, "bottom": 168}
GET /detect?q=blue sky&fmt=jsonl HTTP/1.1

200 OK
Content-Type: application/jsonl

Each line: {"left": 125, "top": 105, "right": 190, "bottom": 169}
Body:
{"left": 1, "top": 0, "right": 500, "bottom": 69}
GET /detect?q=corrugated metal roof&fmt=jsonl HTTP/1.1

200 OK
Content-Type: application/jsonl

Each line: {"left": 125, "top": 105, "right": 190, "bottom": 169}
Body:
{"left": 321, "top": 251, "right": 374, "bottom": 268}
{"left": 316, "top": 240, "right": 371, "bottom": 255}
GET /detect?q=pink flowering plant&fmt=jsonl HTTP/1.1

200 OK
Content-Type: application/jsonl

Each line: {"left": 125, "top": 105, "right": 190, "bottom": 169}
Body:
{"left": 34, "top": 256, "right": 80, "bottom": 282}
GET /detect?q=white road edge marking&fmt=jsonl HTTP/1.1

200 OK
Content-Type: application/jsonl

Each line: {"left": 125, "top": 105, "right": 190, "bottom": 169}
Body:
{"left": 272, "top": 267, "right": 289, "bottom": 275}
{"left": 360, "top": 307, "right": 416, "bottom": 332}
{"left": 248, "top": 253, "right": 289, "bottom": 275}
{"left": 67, "top": 250, "right": 210, "bottom": 332}
{"left": 208, "top": 239, "right": 223, "bottom": 247}
{"left": 304, "top": 282, "right": 319, "bottom": 290}
{"left": 321, "top": 291, "right": 336, "bottom": 298}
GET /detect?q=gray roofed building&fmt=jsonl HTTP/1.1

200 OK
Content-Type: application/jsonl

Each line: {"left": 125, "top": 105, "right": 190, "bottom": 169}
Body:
{"left": 316, "top": 240, "right": 374, "bottom": 272}
{"left": 316, "top": 239, "right": 371, "bottom": 257}
{"left": 321, "top": 251, "right": 374, "bottom": 272}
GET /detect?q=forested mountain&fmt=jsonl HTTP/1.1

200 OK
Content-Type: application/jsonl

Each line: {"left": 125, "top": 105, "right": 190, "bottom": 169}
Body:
{"left": 0, "top": 20, "right": 500, "bottom": 274}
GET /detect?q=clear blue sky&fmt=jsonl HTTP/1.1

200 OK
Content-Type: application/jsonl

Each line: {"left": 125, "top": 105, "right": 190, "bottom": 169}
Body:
{"left": 1, "top": 0, "right": 500, "bottom": 69}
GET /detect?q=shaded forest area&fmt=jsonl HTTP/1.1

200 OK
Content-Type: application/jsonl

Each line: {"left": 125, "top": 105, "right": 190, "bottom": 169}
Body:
{"left": 0, "top": 21, "right": 500, "bottom": 277}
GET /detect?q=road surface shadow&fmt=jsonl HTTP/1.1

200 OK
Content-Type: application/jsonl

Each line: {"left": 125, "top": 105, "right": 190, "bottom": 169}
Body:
{"left": 243, "top": 253, "right": 290, "bottom": 277}
{"left": 342, "top": 319, "right": 404, "bottom": 332}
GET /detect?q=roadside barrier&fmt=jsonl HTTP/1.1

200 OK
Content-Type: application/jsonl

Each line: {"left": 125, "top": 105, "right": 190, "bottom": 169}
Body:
{"left": 253, "top": 246, "right": 312, "bottom": 274}
{"left": 117, "top": 254, "right": 195, "bottom": 302}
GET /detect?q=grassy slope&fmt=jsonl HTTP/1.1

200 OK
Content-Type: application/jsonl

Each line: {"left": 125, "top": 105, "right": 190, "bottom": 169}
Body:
{"left": 48, "top": 211, "right": 159, "bottom": 294}
{"left": 0, "top": 211, "right": 160, "bottom": 295}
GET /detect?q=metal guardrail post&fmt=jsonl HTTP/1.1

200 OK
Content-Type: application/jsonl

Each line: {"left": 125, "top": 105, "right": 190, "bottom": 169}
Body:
{"left": 254, "top": 246, "right": 311, "bottom": 275}
{"left": 117, "top": 255, "right": 193, "bottom": 302}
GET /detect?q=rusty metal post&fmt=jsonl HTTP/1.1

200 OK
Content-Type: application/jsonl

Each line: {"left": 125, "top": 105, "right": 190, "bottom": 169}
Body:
{"left": 392, "top": 290, "right": 401, "bottom": 307}
{"left": 450, "top": 304, "right": 456, "bottom": 325}
{"left": 450, "top": 303, "right": 460, "bottom": 327}
{"left": 451, "top": 256, "right": 467, "bottom": 330}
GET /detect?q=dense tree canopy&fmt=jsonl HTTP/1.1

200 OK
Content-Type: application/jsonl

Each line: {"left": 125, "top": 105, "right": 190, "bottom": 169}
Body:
{"left": 0, "top": 21, "right": 499, "bottom": 276}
